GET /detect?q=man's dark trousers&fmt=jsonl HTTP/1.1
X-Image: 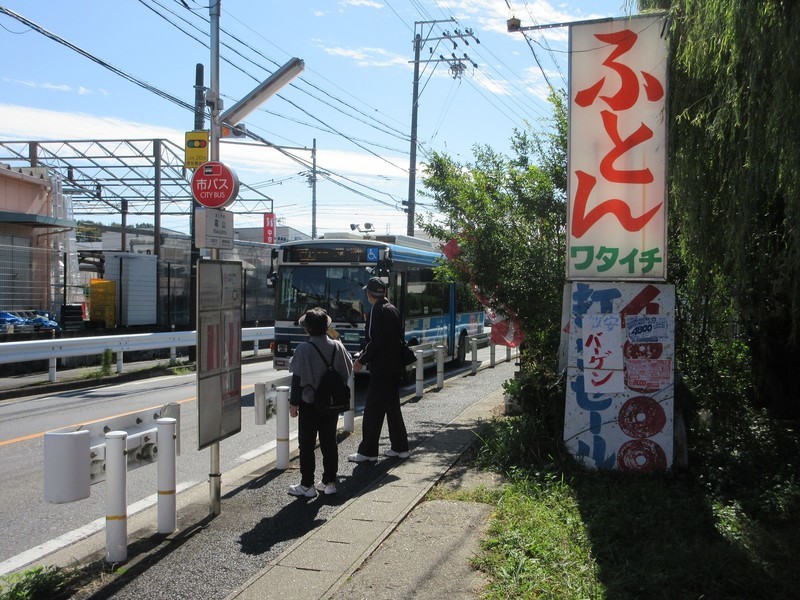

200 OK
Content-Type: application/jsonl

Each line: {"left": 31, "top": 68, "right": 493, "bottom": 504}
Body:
{"left": 357, "top": 372, "right": 409, "bottom": 457}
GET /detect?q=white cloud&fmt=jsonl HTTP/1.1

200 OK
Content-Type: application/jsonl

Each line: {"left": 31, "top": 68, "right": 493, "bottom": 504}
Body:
{"left": 321, "top": 45, "right": 406, "bottom": 68}
{"left": 341, "top": 0, "right": 383, "bottom": 8}
{"left": 3, "top": 78, "right": 108, "bottom": 96}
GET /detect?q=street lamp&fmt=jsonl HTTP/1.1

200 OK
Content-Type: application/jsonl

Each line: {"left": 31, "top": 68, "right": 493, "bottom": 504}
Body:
{"left": 219, "top": 57, "right": 305, "bottom": 128}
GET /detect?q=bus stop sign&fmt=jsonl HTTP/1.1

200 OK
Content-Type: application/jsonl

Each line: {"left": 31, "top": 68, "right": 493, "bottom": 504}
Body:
{"left": 191, "top": 161, "right": 240, "bottom": 209}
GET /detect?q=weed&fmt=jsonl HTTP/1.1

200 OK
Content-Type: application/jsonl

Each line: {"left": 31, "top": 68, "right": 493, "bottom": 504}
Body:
{"left": 0, "top": 565, "right": 80, "bottom": 600}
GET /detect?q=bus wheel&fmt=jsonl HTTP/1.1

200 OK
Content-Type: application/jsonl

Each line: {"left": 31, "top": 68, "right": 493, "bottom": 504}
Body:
{"left": 455, "top": 331, "right": 468, "bottom": 365}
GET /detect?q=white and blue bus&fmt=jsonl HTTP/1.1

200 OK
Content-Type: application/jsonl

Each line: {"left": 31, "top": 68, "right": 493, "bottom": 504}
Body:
{"left": 269, "top": 233, "right": 484, "bottom": 371}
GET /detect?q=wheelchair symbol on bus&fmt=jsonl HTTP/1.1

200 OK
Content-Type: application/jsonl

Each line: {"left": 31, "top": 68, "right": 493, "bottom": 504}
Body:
{"left": 366, "top": 247, "right": 380, "bottom": 261}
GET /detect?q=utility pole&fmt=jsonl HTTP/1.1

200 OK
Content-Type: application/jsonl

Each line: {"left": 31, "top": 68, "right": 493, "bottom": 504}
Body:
{"left": 311, "top": 138, "right": 317, "bottom": 239}
{"left": 405, "top": 19, "right": 479, "bottom": 237}
{"left": 406, "top": 31, "right": 422, "bottom": 237}
{"left": 189, "top": 63, "right": 204, "bottom": 344}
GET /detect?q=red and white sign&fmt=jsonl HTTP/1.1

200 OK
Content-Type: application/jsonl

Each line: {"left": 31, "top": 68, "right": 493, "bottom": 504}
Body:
{"left": 567, "top": 15, "right": 668, "bottom": 280}
{"left": 263, "top": 212, "right": 276, "bottom": 244}
{"left": 191, "top": 161, "right": 240, "bottom": 209}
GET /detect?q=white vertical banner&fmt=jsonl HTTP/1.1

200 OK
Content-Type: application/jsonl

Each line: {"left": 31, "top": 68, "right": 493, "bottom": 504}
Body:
{"left": 567, "top": 15, "right": 668, "bottom": 280}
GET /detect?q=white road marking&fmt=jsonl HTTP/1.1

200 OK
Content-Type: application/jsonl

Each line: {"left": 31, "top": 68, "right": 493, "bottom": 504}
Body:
{"left": 0, "top": 480, "right": 199, "bottom": 576}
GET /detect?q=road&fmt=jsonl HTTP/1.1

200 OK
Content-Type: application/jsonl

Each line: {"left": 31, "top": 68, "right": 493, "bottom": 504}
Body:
{"left": 0, "top": 349, "right": 502, "bottom": 574}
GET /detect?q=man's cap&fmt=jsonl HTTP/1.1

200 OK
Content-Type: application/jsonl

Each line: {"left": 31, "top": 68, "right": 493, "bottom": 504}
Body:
{"left": 363, "top": 277, "right": 387, "bottom": 295}
{"left": 298, "top": 307, "right": 332, "bottom": 335}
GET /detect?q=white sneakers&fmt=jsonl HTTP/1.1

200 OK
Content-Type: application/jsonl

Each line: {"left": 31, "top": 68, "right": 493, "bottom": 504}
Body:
{"left": 289, "top": 481, "right": 338, "bottom": 497}
{"left": 347, "top": 452, "right": 378, "bottom": 463}
{"left": 315, "top": 481, "right": 337, "bottom": 495}
{"left": 287, "top": 483, "right": 317, "bottom": 497}
{"left": 348, "top": 449, "right": 411, "bottom": 462}
{"left": 291, "top": 447, "right": 413, "bottom": 497}
{"left": 383, "top": 448, "right": 411, "bottom": 459}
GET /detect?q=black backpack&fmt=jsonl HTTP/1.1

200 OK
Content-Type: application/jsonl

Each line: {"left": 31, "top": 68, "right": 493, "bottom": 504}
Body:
{"left": 308, "top": 343, "right": 351, "bottom": 413}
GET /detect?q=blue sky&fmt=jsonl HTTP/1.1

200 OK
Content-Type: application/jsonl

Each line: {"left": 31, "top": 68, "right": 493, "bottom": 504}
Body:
{"left": 0, "top": 0, "right": 630, "bottom": 238}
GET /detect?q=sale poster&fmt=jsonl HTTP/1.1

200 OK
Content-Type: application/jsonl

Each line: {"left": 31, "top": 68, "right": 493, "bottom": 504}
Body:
{"left": 564, "top": 282, "right": 675, "bottom": 472}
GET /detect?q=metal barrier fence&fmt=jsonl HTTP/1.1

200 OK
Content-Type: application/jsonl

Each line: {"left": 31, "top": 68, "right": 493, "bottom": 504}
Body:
{"left": 0, "top": 327, "right": 275, "bottom": 382}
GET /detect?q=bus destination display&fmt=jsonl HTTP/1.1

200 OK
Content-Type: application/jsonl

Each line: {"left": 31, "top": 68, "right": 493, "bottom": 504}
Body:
{"left": 285, "top": 244, "right": 379, "bottom": 263}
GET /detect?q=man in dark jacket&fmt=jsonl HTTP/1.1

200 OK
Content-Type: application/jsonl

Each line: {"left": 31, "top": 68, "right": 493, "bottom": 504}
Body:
{"left": 348, "top": 277, "right": 410, "bottom": 462}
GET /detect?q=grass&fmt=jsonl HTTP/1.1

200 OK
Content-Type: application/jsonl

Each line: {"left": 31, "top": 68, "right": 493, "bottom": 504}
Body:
{"left": 0, "top": 566, "right": 80, "bottom": 600}
{"left": 454, "top": 413, "right": 800, "bottom": 600}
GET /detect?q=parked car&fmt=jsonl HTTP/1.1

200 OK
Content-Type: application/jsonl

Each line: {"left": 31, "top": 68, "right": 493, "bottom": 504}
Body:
{"left": 0, "top": 310, "right": 61, "bottom": 333}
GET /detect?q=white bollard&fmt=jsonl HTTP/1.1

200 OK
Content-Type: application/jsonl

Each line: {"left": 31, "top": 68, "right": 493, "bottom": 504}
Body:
{"left": 48, "top": 357, "right": 57, "bottom": 382}
{"left": 415, "top": 349, "right": 424, "bottom": 398}
{"left": 470, "top": 337, "right": 478, "bottom": 375}
{"left": 490, "top": 342, "right": 496, "bottom": 368}
{"left": 116, "top": 351, "right": 124, "bottom": 374}
{"left": 343, "top": 373, "right": 355, "bottom": 433}
{"left": 254, "top": 382, "right": 267, "bottom": 425}
{"left": 157, "top": 418, "right": 177, "bottom": 534}
{"left": 276, "top": 386, "right": 290, "bottom": 470}
{"left": 435, "top": 345, "right": 444, "bottom": 390}
{"left": 105, "top": 431, "right": 128, "bottom": 563}
{"left": 43, "top": 430, "right": 90, "bottom": 503}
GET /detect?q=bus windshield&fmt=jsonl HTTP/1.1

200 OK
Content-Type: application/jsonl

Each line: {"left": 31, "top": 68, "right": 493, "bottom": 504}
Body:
{"left": 276, "top": 265, "right": 368, "bottom": 324}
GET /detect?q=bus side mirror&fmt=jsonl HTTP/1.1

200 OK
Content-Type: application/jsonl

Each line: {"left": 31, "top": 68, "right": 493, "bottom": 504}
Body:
{"left": 375, "top": 258, "right": 393, "bottom": 277}
{"left": 269, "top": 248, "right": 279, "bottom": 281}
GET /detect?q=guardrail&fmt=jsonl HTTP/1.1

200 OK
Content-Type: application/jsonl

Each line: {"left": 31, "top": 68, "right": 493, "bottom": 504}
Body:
{"left": 0, "top": 327, "right": 275, "bottom": 382}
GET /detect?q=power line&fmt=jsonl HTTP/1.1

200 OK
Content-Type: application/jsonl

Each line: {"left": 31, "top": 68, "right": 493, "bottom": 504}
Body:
{"left": 0, "top": 6, "right": 196, "bottom": 113}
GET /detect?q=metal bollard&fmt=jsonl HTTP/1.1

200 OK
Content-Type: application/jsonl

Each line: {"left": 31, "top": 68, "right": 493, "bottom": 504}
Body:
{"left": 435, "top": 345, "right": 444, "bottom": 390}
{"left": 105, "top": 431, "right": 128, "bottom": 563}
{"left": 343, "top": 373, "right": 355, "bottom": 433}
{"left": 253, "top": 321, "right": 260, "bottom": 356}
{"left": 254, "top": 382, "right": 267, "bottom": 425}
{"left": 490, "top": 342, "right": 496, "bottom": 368}
{"left": 506, "top": 345, "right": 511, "bottom": 362}
{"left": 415, "top": 349, "right": 424, "bottom": 398}
{"left": 470, "top": 337, "right": 478, "bottom": 375}
{"left": 157, "top": 418, "right": 177, "bottom": 534}
{"left": 275, "top": 386, "right": 290, "bottom": 470}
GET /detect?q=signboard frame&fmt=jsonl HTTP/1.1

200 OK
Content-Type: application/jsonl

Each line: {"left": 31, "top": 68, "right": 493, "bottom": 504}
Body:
{"left": 196, "top": 259, "right": 242, "bottom": 450}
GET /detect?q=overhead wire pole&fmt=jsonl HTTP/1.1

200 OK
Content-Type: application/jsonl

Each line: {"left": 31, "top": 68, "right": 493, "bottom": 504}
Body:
{"left": 406, "top": 29, "right": 423, "bottom": 237}
{"left": 311, "top": 138, "right": 318, "bottom": 239}
{"left": 405, "top": 19, "right": 478, "bottom": 237}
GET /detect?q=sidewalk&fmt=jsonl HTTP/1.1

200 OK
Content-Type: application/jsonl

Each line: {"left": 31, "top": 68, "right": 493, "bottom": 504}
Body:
{"left": 22, "top": 358, "right": 514, "bottom": 599}
{"left": 228, "top": 388, "right": 504, "bottom": 600}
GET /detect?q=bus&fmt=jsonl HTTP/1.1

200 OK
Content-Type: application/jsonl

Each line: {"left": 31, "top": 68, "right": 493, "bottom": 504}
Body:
{"left": 269, "top": 233, "right": 484, "bottom": 371}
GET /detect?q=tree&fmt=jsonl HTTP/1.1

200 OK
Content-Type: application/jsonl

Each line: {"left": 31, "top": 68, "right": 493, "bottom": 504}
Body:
{"left": 76, "top": 220, "right": 102, "bottom": 243}
{"left": 419, "top": 90, "right": 568, "bottom": 360}
{"left": 668, "top": 0, "right": 800, "bottom": 418}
